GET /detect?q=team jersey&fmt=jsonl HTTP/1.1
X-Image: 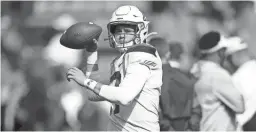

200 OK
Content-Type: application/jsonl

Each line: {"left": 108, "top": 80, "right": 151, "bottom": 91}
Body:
{"left": 107, "top": 44, "right": 162, "bottom": 131}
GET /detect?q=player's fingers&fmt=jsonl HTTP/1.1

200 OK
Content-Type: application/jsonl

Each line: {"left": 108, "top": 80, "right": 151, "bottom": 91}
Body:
{"left": 68, "top": 67, "right": 78, "bottom": 72}
{"left": 67, "top": 69, "right": 77, "bottom": 76}
{"left": 69, "top": 67, "right": 76, "bottom": 71}
{"left": 67, "top": 70, "right": 76, "bottom": 76}
{"left": 66, "top": 74, "right": 71, "bottom": 82}
{"left": 67, "top": 67, "right": 74, "bottom": 71}
{"left": 67, "top": 75, "right": 75, "bottom": 80}
{"left": 66, "top": 72, "right": 75, "bottom": 82}
{"left": 72, "top": 67, "right": 80, "bottom": 71}
{"left": 70, "top": 67, "right": 80, "bottom": 71}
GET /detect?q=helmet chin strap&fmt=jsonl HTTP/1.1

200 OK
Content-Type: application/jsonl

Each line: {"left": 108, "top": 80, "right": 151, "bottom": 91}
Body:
{"left": 122, "top": 33, "right": 126, "bottom": 49}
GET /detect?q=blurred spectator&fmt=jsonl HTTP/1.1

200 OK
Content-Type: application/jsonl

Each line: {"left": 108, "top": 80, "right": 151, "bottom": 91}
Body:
{"left": 43, "top": 13, "right": 82, "bottom": 67}
{"left": 148, "top": 36, "right": 169, "bottom": 63}
{"left": 167, "top": 42, "right": 184, "bottom": 68}
{"left": 1, "top": 14, "right": 31, "bottom": 131}
{"left": 42, "top": 13, "right": 87, "bottom": 131}
{"left": 159, "top": 42, "right": 199, "bottom": 131}
{"left": 190, "top": 31, "right": 244, "bottom": 131}
{"left": 19, "top": 45, "right": 54, "bottom": 130}
{"left": 225, "top": 37, "right": 256, "bottom": 131}
{"left": 60, "top": 89, "right": 83, "bottom": 130}
{"left": 1, "top": 15, "right": 25, "bottom": 71}
{"left": 1, "top": 55, "right": 29, "bottom": 131}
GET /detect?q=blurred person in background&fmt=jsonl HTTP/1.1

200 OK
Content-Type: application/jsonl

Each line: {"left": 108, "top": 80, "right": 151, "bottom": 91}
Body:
{"left": 43, "top": 13, "right": 83, "bottom": 68}
{"left": 158, "top": 42, "right": 200, "bottom": 131}
{"left": 148, "top": 36, "right": 169, "bottom": 64}
{"left": 225, "top": 37, "right": 256, "bottom": 131}
{"left": 190, "top": 31, "right": 245, "bottom": 131}
{"left": 21, "top": 45, "right": 53, "bottom": 130}
{"left": 1, "top": 14, "right": 31, "bottom": 131}
{"left": 67, "top": 5, "right": 163, "bottom": 131}
{"left": 42, "top": 13, "right": 85, "bottom": 131}
{"left": 1, "top": 55, "right": 29, "bottom": 131}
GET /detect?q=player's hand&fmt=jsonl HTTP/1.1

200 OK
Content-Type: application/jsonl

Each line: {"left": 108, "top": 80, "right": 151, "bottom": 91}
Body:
{"left": 86, "top": 39, "right": 98, "bottom": 52}
{"left": 66, "top": 67, "right": 87, "bottom": 86}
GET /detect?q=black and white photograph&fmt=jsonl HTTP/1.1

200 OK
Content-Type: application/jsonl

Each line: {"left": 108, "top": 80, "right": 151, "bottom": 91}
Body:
{"left": 1, "top": 1, "right": 256, "bottom": 131}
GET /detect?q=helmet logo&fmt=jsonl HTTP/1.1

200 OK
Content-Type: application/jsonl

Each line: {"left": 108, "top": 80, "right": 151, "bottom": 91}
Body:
{"left": 115, "top": 6, "right": 131, "bottom": 16}
{"left": 138, "top": 23, "right": 144, "bottom": 29}
{"left": 135, "top": 38, "right": 140, "bottom": 44}
{"left": 143, "top": 16, "right": 147, "bottom": 21}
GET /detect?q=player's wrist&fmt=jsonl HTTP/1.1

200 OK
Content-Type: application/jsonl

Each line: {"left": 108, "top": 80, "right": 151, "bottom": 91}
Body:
{"left": 84, "top": 78, "right": 96, "bottom": 89}
{"left": 83, "top": 78, "right": 102, "bottom": 94}
{"left": 86, "top": 51, "right": 98, "bottom": 64}
{"left": 86, "top": 51, "right": 99, "bottom": 72}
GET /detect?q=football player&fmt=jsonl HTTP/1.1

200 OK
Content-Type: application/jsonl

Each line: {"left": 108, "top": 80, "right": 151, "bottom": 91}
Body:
{"left": 67, "top": 5, "right": 162, "bottom": 131}
{"left": 225, "top": 37, "right": 256, "bottom": 131}
{"left": 190, "top": 31, "right": 244, "bottom": 131}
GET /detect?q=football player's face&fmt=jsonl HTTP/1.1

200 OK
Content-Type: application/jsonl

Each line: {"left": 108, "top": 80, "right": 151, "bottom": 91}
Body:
{"left": 114, "top": 24, "right": 136, "bottom": 44}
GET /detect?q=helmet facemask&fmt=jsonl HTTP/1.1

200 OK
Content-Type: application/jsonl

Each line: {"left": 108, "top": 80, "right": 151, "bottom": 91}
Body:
{"left": 107, "top": 21, "right": 148, "bottom": 52}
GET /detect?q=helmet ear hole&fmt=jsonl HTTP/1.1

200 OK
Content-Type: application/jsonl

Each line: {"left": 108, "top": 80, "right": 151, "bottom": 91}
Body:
{"left": 110, "top": 25, "right": 117, "bottom": 34}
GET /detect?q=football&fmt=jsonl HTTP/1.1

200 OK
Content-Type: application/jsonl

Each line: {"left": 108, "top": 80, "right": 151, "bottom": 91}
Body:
{"left": 60, "top": 22, "right": 102, "bottom": 50}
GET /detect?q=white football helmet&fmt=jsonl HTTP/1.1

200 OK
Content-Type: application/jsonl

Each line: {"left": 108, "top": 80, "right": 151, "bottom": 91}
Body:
{"left": 107, "top": 5, "right": 149, "bottom": 51}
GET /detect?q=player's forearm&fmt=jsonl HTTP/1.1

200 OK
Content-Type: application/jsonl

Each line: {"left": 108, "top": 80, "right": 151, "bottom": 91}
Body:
{"left": 83, "top": 78, "right": 146, "bottom": 105}
{"left": 84, "top": 81, "right": 136, "bottom": 105}
{"left": 98, "top": 85, "right": 135, "bottom": 105}
{"left": 83, "top": 63, "right": 150, "bottom": 105}
{"left": 85, "top": 88, "right": 105, "bottom": 101}
{"left": 81, "top": 51, "right": 103, "bottom": 102}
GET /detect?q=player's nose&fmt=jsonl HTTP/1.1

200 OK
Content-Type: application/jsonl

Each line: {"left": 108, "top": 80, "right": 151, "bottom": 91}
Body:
{"left": 119, "top": 34, "right": 125, "bottom": 39}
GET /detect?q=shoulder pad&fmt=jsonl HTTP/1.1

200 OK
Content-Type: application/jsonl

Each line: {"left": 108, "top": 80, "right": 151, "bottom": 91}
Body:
{"left": 126, "top": 44, "right": 157, "bottom": 57}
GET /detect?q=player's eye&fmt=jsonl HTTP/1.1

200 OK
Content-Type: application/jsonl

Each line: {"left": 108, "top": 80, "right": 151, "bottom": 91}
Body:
{"left": 114, "top": 28, "right": 134, "bottom": 35}
{"left": 114, "top": 29, "right": 123, "bottom": 33}
{"left": 124, "top": 28, "right": 135, "bottom": 33}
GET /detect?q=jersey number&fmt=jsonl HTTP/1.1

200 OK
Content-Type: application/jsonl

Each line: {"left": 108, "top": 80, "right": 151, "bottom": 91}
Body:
{"left": 110, "top": 71, "right": 121, "bottom": 114}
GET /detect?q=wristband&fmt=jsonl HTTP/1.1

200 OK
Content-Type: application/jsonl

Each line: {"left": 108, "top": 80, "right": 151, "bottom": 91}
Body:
{"left": 84, "top": 78, "right": 97, "bottom": 90}
{"left": 83, "top": 78, "right": 103, "bottom": 94}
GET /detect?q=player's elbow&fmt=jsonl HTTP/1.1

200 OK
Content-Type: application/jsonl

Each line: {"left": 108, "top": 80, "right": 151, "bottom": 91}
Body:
{"left": 232, "top": 105, "right": 245, "bottom": 114}
{"left": 233, "top": 101, "right": 245, "bottom": 114}
{"left": 229, "top": 99, "right": 245, "bottom": 114}
{"left": 235, "top": 96, "right": 245, "bottom": 114}
{"left": 119, "top": 97, "right": 134, "bottom": 106}
{"left": 236, "top": 107, "right": 245, "bottom": 114}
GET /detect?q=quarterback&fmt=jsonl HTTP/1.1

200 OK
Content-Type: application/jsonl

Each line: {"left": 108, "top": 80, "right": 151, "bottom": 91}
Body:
{"left": 67, "top": 5, "right": 163, "bottom": 131}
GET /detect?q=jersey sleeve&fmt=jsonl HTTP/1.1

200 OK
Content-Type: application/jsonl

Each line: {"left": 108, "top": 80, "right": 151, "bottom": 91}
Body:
{"left": 99, "top": 64, "right": 150, "bottom": 105}
{"left": 97, "top": 44, "right": 158, "bottom": 105}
